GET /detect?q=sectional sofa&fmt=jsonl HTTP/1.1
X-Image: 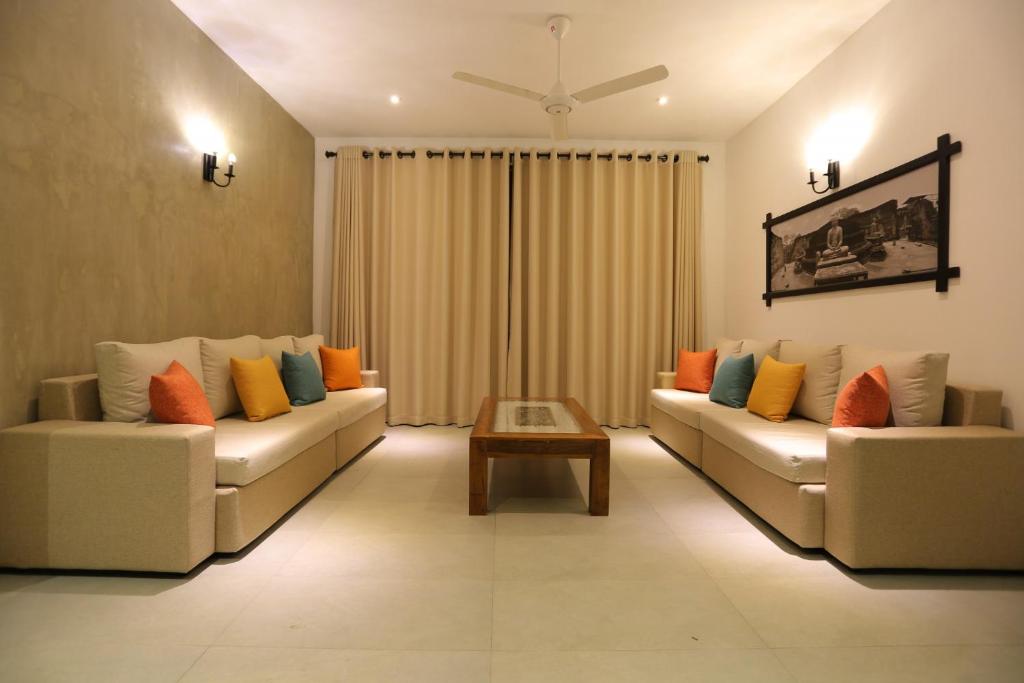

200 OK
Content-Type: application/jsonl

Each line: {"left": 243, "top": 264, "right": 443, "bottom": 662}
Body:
{"left": 651, "top": 338, "right": 1024, "bottom": 570}
{"left": 0, "top": 334, "right": 386, "bottom": 574}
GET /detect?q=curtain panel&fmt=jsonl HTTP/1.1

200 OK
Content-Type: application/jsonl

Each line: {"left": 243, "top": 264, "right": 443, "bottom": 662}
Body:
{"left": 331, "top": 147, "right": 510, "bottom": 426}
{"left": 507, "top": 150, "right": 702, "bottom": 426}
{"left": 330, "top": 147, "right": 702, "bottom": 427}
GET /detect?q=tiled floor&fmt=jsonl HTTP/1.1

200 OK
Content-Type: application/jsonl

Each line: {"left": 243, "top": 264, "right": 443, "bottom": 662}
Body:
{"left": 2, "top": 426, "right": 1023, "bottom": 682}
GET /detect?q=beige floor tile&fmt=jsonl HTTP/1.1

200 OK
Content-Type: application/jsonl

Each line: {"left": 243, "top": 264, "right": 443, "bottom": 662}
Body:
{"left": 774, "top": 645, "right": 1024, "bottom": 683}
{"left": 343, "top": 475, "right": 469, "bottom": 503}
{"left": 200, "top": 530, "right": 313, "bottom": 578}
{"left": 716, "top": 574, "right": 1024, "bottom": 648}
{"left": 494, "top": 533, "right": 706, "bottom": 580}
{"left": 678, "top": 528, "right": 835, "bottom": 578}
{"left": 491, "top": 650, "right": 795, "bottom": 683}
{"left": 0, "top": 639, "right": 204, "bottom": 683}
{"left": 0, "top": 573, "right": 55, "bottom": 604}
{"left": 280, "top": 533, "right": 494, "bottom": 580}
{"left": 274, "top": 494, "right": 346, "bottom": 534}
{"left": 635, "top": 478, "right": 765, "bottom": 534}
{"left": 492, "top": 577, "right": 765, "bottom": 650}
{"left": 181, "top": 647, "right": 490, "bottom": 683}
{"left": 608, "top": 431, "right": 697, "bottom": 480}
{"left": 0, "top": 572, "right": 268, "bottom": 647}
{"left": 319, "top": 500, "right": 496, "bottom": 535}
{"left": 216, "top": 576, "right": 492, "bottom": 650}
{"left": 495, "top": 497, "right": 675, "bottom": 536}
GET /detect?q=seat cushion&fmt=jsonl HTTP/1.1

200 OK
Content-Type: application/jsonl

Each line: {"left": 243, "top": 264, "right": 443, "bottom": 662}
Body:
{"left": 320, "top": 387, "right": 388, "bottom": 429}
{"left": 700, "top": 409, "right": 828, "bottom": 484}
{"left": 200, "top": 336, "right": 261, "bottom": 419}
{"left": 95, "top": 337, "right": 205, "bottom": 423}
{"left": 214, "top": 406, "right": 337, "bottom": 486}
{"left": 779, "top": 341, "right": 843, "bottom": 425}
{"left": 650, "top": 388, "right": 736, "bottom": 430}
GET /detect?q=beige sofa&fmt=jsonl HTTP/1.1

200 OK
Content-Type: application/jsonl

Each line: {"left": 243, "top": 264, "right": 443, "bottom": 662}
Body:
{"left": 0, "top": 334, "right": 386, "bottom": 574}
{"left": 651, "top": 338, "right": 1024, "bottom": 570}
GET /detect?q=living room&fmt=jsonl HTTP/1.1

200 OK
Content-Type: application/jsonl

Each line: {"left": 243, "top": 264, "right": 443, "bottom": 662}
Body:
{"left": 1, "top": 0, "right": 1022, "bottom": 681}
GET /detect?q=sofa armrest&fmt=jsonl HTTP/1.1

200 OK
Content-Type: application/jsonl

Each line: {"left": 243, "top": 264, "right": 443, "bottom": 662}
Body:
{"left": 824, "top": 426, "right": 1024, "bottom": 569}
{"left": 0, "top": 420, "right": 215, "bottom": 573}
{"left": 361, "top": 370, "right": 381, "bottom": 388}
{"left": 942, "top": 383, "right": 1003, "bottom": 426}
{"left": 39, "top": 374, "right": 101, "bottom": 421}
{"left": 655, "top": 371, "right": 675, "bottom": 389}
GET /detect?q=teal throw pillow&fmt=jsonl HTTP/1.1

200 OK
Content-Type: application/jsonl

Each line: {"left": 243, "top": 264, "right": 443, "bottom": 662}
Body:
{"left": 709, "top": 353, "right": 756, "bottom": 408}
{"left": 281, "top": 351, "right": 326, "bottom": 406}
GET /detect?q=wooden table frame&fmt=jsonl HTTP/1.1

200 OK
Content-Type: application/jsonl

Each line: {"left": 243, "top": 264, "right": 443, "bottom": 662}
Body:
{"left": 469, "top": 397, "right": 610, "bottom": 516}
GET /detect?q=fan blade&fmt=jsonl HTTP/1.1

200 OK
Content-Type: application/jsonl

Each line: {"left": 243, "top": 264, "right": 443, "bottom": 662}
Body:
{"left": 571, "top": 65, "right": 669, "bottom": 103}
{"left": 452, "top": 71, "right": 545, "bottom": 101}
{"left": 549, "top": 111, "right": 569, "bottom": 141}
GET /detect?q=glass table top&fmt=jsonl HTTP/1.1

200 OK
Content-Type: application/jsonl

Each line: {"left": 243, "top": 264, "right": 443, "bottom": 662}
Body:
{"left": 492, "top": 400, "right": 581, "bottom": 434}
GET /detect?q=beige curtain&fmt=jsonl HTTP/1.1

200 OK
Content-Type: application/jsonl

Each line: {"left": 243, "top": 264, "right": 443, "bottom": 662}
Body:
{"left": 506, "top": 150, "right": 703, "bottom": 427}
{"left": 331, "top": 147, "right": 510, "bottom": 426}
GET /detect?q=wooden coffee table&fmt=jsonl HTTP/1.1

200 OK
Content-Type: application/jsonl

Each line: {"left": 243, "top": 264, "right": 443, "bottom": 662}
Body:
{"left": 469, "top": 397, "right": 610, "bottom": 515}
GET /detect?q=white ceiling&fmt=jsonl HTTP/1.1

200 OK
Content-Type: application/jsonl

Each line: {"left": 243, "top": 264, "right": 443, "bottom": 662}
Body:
{"left": 170, "top": 0, "right": 890, "bottom": 141}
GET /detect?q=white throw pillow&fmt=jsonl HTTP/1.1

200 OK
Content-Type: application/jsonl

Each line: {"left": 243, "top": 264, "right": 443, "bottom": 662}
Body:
{"left": 739, "top": 338, "right": 781, "bottom": 372}
{"left": 260, "top": 336, "right": 294, "bottom": 371}
{"left": 779, "top": 341, "right": 843, "bottom": 425}
{"left": 95, "top": 337, "right": 205, "bottom": 422}
{"left": 293, "top": 334, "right": 326, "bottom": 376}
{"left": 200, "top": 336, "right": 261, "bottom": 419}
{"left": 838, "top": 345, "right": 950, "bottom": 427}
{"left": 714, "top": 338, "right": 743, "bottom": 372}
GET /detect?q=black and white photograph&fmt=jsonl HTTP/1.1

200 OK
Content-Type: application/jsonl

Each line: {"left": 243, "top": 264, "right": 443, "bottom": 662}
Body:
{"left": 769, "top": 163, "right": 940, "bottom": 294}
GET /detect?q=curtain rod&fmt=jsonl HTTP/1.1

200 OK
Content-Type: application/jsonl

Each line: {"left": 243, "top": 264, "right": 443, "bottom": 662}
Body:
{"left": 324, "top": 150, "right": 710, "bottom": 163}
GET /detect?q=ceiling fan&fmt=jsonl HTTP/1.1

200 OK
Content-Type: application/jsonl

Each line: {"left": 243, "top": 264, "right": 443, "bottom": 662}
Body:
{"left": 452, "top": 16, "right": 669, "bottom": 141}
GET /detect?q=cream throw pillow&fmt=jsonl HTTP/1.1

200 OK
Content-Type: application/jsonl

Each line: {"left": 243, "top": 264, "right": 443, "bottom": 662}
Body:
{"left": 714, "top": 338, "right": 743, "bottom": 372}
{"left": 739, "top": 338, "right": 781, "bottom": 372}
{"left": 200, "top": 336, "right": 261, "bottom": 419}
{"left": 260, "top": 336, "right": 295, "bottom": 371}
{"left": 838, "top": 345, "right": 949, "bottom": 427}
{"left": 293, "top": 334, "right": 326, "bottom": 376}
{"left": 95, "top": 337, "right": 205, "bottom": 422}
{"left": 779, "top": 341, "right": 843, "bottom": 425}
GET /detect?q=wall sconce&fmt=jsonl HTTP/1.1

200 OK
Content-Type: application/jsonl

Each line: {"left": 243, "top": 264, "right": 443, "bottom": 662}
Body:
{"left": 202, "top": 152, "right": 236, "bottom": 188}
{"left": 807, "top": 160, "right": 839, "bottom": 194}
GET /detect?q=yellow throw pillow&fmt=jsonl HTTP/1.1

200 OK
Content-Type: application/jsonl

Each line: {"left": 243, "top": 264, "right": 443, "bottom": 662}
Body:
{"left": 230, "top": 356, "right": 292, "bottom": 422}
{"left": 747, "top": 355, "right": 806, "bottom": 423}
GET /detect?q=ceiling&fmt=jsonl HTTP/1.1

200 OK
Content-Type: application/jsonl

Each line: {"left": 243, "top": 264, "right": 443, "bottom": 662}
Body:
{"left": 170, "top": 0, "right": 890, "bottom": 141}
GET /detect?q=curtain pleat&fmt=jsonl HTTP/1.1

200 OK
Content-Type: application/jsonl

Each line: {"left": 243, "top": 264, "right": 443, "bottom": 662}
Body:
{"left": 329, "top": 147, "right": 701, "bottom": 428}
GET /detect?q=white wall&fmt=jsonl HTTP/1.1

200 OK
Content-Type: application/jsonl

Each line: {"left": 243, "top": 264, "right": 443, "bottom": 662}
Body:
{"left": 312, "top": 136, "right": 727, "bottom": 349}
{"left": 724, "top": 0, "right": 1024, "bottom": 427}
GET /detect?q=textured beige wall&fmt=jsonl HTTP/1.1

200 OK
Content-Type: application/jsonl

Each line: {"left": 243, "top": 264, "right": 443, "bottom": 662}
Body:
{"left": 724, "top": 0, "right": 1024, "bottom": 427}
{"left": 0, "top": 0, "right": 314, "bottom": 428}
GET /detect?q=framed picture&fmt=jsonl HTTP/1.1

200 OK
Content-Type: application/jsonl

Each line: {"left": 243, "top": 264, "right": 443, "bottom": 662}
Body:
{"left": 762, "top": 134, "right": 961, "bottom": 306}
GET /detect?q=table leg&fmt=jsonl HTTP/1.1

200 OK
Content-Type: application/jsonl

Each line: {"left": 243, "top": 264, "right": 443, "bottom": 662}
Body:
{"left": 468, "top": 439, "right": 488, "bottom": 515}
{"left": 589, "top": 441, "right": 610, "bottom": 516}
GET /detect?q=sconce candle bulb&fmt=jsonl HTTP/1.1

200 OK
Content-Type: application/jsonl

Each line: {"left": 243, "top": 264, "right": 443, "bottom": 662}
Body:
{"left": 202, "top": 151, "right": 237, "bottom": 188}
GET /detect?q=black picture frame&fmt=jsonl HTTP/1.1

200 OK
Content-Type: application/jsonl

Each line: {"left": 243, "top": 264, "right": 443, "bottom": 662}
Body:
{"left": 762, "top": 134, "right": 961, "bottom": 306}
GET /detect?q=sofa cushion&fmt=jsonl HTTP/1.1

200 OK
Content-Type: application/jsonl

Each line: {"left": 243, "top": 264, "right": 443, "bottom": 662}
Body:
{"left": 214, "top": 406, "right": 338, "bottom": 486}
{"left": 321, "top": 387, "right": 388, "bottom": 429}
{"left": 282, "top": 351, "right": 327, "bottom": 406}
{"left": 779, "top": 341, "right": 843, "bottom": 425}
{"left": 833, "top": 365, "right": 890, "bottom": 428}
{"left": 839, "top": 345, "right": 949, "bottom": 427}
{"left": 200, "top": 336, "right": 261, "bottom": 419}
{"left": 95, "top": 337, "right": 205, "bottom": 423}
{"left": 747, "top": 356, "right": 806, "bottom": 423}
{"left": 700, "top": 409, "right": 828, "bottom": 484}
{"left": 294, "top": 334, "right": 326, "bottom": 375}
{"left": 650, "top": 388, "right": 736, "bottom": 430}
{"left": 230, "top": 356, "right": 293, "bottom": 422}
{"left": 149, "top": 361, "right": 215, "bottom": 427}
{"left": 260, "top": 336, "right": 295, "bottom": 371}
{"left": 739, "top": 338, "right": 781, "bottom": 372}
{"left": 714, "top": 338, "right": 743, "bottom": 372}
{"left": 675, "top": 349, "right": 717, "bottom": 393}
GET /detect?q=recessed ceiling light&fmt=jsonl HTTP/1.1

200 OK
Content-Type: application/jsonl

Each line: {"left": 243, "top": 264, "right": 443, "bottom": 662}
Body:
{"left": 389, "top": 94, "right": 401, "bottom": 105}
{"left": 657, "top": 96, "right": 669, "bottom": 106}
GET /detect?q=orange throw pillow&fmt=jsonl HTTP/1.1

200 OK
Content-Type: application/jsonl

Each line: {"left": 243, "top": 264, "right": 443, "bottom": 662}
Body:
{"left": 319, "top": 345, "right": 363, "bottom": 391}
{"left": 674, "top": 348, "right": 717, "bottom": 393}
{"left": 149, "top": 360, "right": 215, "bottom": 427}
{"left": 833, "top": 365, "right": 890, "bottom": 427}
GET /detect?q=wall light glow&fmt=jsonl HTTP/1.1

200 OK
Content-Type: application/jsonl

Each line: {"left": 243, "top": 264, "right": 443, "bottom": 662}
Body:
{"left": 804, "top": 108, "right": 874, "bottom": 171}
{"left": 184, "top": 116, "right": 226, "bottom": 155}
